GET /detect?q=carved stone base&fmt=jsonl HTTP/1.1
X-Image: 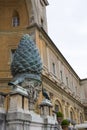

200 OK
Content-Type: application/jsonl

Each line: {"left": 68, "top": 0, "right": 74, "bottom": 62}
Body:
{"left": 0, "top": 113, "right": 6, "bottom": 130}
{"left": 22, "top": 79, "right": 42, "bottom": 111}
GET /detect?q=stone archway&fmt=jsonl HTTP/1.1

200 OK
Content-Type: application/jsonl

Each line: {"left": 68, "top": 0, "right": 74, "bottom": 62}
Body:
{"left": 53, "top": 99, "right": 63, "bottom": 113}
{"left": 69, "top": 107, "right": 75, "bottom": 121}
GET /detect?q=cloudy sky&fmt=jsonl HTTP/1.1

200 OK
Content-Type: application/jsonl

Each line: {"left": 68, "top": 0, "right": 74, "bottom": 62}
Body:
{"left": 47, "top": 0, "right": 87, "bottom": 79}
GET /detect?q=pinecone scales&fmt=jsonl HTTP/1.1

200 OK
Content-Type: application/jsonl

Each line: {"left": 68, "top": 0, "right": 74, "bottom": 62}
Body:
{"left": 11, "top": 34, "right": 43, "bottom": 83}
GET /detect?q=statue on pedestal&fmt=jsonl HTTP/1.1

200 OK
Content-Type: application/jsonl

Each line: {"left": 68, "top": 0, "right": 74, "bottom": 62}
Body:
{"left": 8, "top": 34, "right": 43, "bottom": 110}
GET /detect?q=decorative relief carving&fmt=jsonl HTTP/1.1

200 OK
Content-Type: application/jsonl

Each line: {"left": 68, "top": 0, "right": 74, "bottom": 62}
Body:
{"left": 24, "top": 80, "right": 41, "bottom": 110}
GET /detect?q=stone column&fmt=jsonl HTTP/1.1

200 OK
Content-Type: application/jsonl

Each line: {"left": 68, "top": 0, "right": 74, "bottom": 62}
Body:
{"left": 65, "top": 102, "right": 70, "bottom": 118}
{"left": 62, "top": 100, "right": 66, "bottom": 117}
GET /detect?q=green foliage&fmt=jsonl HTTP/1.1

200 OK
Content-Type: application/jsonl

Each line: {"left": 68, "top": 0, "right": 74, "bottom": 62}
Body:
{"left": 56, "top": 111, "right": 63, "bottom": 117}
{"left": 61, "top": 119, "right": 70, "bottom": 126}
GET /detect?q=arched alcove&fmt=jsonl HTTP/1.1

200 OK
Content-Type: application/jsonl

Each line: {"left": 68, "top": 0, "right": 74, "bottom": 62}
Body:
{"left": 54, "top": 99, "right": 63, "bottom": 113}
{"left": 69, "top": 107, "right": 75, "bottom": 121}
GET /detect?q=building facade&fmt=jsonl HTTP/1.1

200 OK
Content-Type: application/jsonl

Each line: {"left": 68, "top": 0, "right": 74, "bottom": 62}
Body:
{"left": 0, "top": 0, "right": 87, "bottom": 125}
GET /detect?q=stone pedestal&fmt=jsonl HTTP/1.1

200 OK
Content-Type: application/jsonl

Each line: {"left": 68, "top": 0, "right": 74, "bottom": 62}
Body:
{"left": 6, "top": 86, "right": 31, "bottom": 130}
{"left": 6, "top": 112, "right": 31, "bottom": 130}
{"left": 6, "top": 92, "right": 57, "bottom": 130}
{"left": 0, "top": 93, "right": 6, "bottom": 130}
{"left": 40, "top": 99, "right": 53, "bottom": 117}
{"left": 8, "top": 86, "right": 28, "bottom": 113}
{"left": 29, "top": 110, "right": 56, "bottom": 130}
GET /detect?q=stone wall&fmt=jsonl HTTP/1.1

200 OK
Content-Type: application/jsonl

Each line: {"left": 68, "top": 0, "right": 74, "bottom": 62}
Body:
{"left": 0, "top": 91, "right": 57, "bottom": 130}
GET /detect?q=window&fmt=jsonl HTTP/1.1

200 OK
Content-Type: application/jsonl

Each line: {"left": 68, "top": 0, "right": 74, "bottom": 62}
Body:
{"left": 60, "top": 71, "right": 62, "bottom": 80}
{"left": 66, "top": 77, "right": 68, "bottom": 86}
{"left": 12, "top": 10, "right": 20, "bottom": 27}
{"left": 12, "top": 17, "right": 19, "bottom": 27}
{"left": 41, "top": 18, "right": 44, "bottom": 28}
{"left": 70, "top": 111, "right": 73, "bottom": 120}
{"left": 75, "top": 86, "right": 77, "bottom": 94}
{"left": 54, "top": 100, "right": 62, "bottom": 112}
{"left": 52, "top": 62, "right": 55, "bottom": 75}
{"left": 11, "top": 49, "right": 16, "bottom": 63}
{"left": 55, "top": 104, "right": 59, "bottom": 112}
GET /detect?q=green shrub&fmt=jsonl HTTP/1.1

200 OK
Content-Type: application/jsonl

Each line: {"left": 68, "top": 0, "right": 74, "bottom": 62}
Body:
{"left": 61, "top": 119, "right": 70, "bottom": 126}
{"left": 56, "top": 111, "right": 63, "bottom": 117}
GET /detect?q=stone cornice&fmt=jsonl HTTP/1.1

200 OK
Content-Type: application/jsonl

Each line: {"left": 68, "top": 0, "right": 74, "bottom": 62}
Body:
{"left": 42, "top": 74, "right": 84, "bottom": 108}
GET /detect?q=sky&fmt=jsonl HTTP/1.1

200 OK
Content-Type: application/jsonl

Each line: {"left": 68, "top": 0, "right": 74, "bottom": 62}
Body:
{"left": 47, "top": 0, "right": 87, "bottom": 79}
